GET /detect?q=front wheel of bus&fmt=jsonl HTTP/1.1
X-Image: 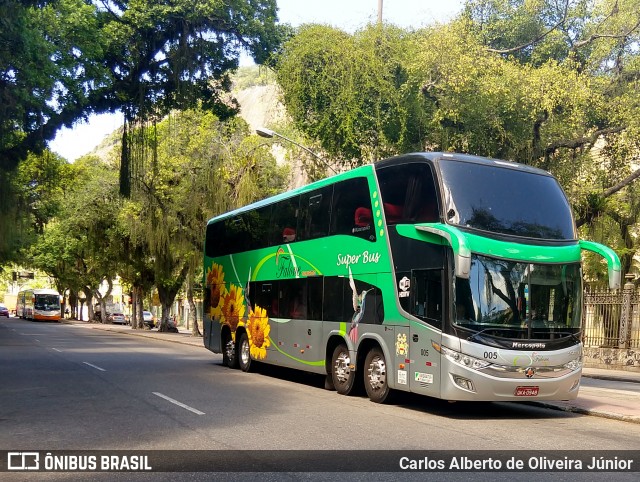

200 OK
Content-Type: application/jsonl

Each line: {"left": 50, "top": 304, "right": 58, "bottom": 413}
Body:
{"left": 331, "top": 344, "right": 355, "bottom": 395}
{"left": 238, "top": 332, "right": 252, "bottom": 372}
{"left": 364, "top": 347, "right": 391, "bottom": 403}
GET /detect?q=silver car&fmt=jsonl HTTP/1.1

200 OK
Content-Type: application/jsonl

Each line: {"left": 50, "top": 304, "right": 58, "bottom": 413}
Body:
{"left": 142, "top": 311, "right": 155, "bottom": 328}
{"left": 108, "top": 312, "right": 126, "bottom": 324}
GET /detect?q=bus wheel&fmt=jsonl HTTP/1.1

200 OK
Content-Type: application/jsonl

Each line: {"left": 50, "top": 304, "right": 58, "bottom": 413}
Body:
{"left": 238, "top": 332, "right": 252, "bottom": 372}
{"left": 364, "top": 347, "right": 391, "bottom": 403}
{"left": 331, "top": 344, "right": 355, "bottom": 395}
{"left": 223, "top": 334, "right": 238, "bottom": 369}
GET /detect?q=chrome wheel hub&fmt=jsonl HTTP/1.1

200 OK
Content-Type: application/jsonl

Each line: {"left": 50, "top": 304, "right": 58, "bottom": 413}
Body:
{"left": 334, "top": 352, "right": 351, "bottom": 383}
{"left": 367, "top": 356, "right": 386, "bottom": 390}
{"left": 240, "top": 339, "right": 250, "bottom": 365}
{"left": 225, "top": 339, "right": 235, "bottom": 360}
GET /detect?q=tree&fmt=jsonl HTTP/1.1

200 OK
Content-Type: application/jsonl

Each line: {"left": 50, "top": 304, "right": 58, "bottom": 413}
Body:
{"left": 29, "top": 154, "right": 124, "bottom": 320}
{"left": 0, "top": 0, "right": 110, "bottom": 171}
{"left": 274, "top": 4, "right": 640, "bottom": 279}
{"left": 124, "top": 109, "right": 287, "bottom": 332}
{"left": 98, "top": 0, "right": 284, "bottom": 196}
{"left": 1, "top": 0, "right": 285, "bottom": 262}
{"left": 461, "top": 0, "right": 640, "bottom": 278}
{"left": 1, "top": 0, "right": 284, "bottom": 171}
{"left": 275, "top": 24, "right": 419, "bottom": 166}
{"left": 0, "top": 150, "right": 72, "bottom": 264}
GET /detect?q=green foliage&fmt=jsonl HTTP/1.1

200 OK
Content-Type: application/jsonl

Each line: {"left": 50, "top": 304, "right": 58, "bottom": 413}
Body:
{"left": 274, "top": 1, "right": 640, "bottom": 278}
{"left": 28, "top": 154, "right": 123, "bottom": 299}
{"left": 120, "top": 108, "right": 287, "bottom": 328}
{"left": 0, "top": 150, "right": 71, "bottom": 264}
{"left": 275, "top": 24, "right": 419, "bottom": 164}
{"left": 0, "top": 0, "right": 111, "bottom": 168}
{"left": 1, "top": 0, "right": 284, "bottom": 173}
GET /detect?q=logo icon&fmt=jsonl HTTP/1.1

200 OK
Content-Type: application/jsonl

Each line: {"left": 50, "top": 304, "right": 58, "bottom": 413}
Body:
{"left": 524, "top": 367, "right": 536, "bottom": 378}
{"left": 398, "top": 276, "right": 410, "bottom": 298}
{"left": 395, "top": 333, "right": 409, "bottom": 357}
{"left": 8, "top": 452, "right": 39, "bottom": 470}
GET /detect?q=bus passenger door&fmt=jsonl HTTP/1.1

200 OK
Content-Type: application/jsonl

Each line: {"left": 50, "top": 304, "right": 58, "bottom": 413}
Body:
{"left": 409, "top": 269, "right": 443, "bottom": 397}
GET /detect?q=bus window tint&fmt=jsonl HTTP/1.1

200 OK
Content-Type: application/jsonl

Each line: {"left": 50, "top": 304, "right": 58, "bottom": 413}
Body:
{"left": 322, "top": 277, "right": 345, "bottom": 321}
{"left": 298, "top": 186, "right": 332, "bottom": 241}
{"left": 205, "top": 222, "right": 225, "bottom": 257}
{"left": 331, "top": 177, "right": 375, "bottom": 241}
{"left": 281, "top": 279, "right": 307, "bottom": 319}
{"left": 378, "top": 162, "right": 439, "bottom": 224}
{"left": 439, "top": 160, "right": 575, "bottom": 240}
{"left": 251, "top": 282, "right": 277, "bottom": 316}
{"left": 307, "top": 277, "right": 323, "bottom": 321}
{"left": 412, "top": 269, "right": 442, "bottom": 328}
{"left": 224, "top": 216, "right": 250, "bottom": 253}
{"left": 271, "top": 196, "right": 299, "bottom": 245}
{"left": 245, "top": 206, "right": 271, "bottom": 251}
{"left": 248, "top": 279, "right": 324, "bottom": 321}
{"left": 322, "top": 276, "right": 383, "bottom": 324}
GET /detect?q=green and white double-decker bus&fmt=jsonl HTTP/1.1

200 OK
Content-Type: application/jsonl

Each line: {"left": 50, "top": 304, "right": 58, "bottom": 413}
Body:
{"left": 203, "top": 152, "right": 620, "bottom": 402}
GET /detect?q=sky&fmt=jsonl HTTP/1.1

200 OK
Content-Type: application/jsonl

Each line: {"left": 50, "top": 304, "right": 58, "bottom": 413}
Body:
{"left": 49, "top": 0, "right": 464, "bottom": 162}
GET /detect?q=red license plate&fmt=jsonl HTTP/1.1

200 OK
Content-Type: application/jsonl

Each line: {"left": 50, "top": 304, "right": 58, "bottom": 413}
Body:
{"left": 515, "top": 386, "right": 539, "bottom": 396}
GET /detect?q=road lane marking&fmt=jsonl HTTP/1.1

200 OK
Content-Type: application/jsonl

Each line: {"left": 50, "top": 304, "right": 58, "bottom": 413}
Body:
{"left": 83, "top": 362, "right": 106, "bottom": 372}
{"left": 52, "top": 348, "right": 62, "bottom": 352}
{"left": 153, "top": 392, "right": 205, "bottom": 415}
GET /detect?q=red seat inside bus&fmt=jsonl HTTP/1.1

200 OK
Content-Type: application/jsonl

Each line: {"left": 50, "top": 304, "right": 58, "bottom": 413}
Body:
{"left": 354, "top": 207, "right": 372, "bottom": 227}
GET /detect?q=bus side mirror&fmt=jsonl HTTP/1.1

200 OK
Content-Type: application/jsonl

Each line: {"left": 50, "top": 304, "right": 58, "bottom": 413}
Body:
{"left": 579, "top": 240, "right": 621, "bottom": 290}
{"left": 415, "top": 224, "right": 471, "bottom": 279}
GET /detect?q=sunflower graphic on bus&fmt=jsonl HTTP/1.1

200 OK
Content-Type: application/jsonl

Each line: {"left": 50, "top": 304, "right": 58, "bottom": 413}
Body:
{"left": 206, "top": 262, "right": 270, "bottom": 361}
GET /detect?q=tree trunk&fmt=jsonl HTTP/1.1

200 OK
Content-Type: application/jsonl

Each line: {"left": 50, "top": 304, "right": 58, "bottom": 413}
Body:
{"left": 130, "top": 287, "right": 138, "bottom": 329}
{"left": 85, "top": 289, "right": 94, "bottom": 322}
{"left": 137, "top": 286, "right": 144, "bottom": 329}
{"left": 187, "top": 276, "right": 201, "bottom": 337}
{"left": 69, "top": 291, "right": 78, "bottom": 320}
{"left": 157, "top": 262, "right": 189, "bottom": 332}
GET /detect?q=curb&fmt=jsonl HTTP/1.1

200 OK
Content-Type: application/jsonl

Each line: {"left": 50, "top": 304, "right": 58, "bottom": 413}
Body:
{"left": 61, "top": 319, "right": 204, "bottom": 348}
{"left": 581, "top": 373, "right": 640, "bottom": 384}
{"left": 529, "top": 401, "right": 640, "bottom": 425}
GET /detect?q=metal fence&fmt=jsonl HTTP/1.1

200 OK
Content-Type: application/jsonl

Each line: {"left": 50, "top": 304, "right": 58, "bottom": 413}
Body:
{"left": 583, "top": 282, "right": 640, "bottom": 349}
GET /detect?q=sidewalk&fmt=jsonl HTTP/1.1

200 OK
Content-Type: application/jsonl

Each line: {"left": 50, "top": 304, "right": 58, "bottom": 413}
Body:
{"left": 62, "top": 318, "right": 204, "bottom": 347}
{"left": 62, "top": 318, "right": 640, "bottom": 424}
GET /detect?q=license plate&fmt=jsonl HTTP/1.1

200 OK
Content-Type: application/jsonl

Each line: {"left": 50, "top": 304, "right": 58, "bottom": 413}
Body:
{"left": 515, "top": 386, "right": 539, "bottom": 396}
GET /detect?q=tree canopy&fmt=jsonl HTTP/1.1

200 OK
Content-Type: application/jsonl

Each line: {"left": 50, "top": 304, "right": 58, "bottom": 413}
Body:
{"left": 274, "top": 0, "right": 640, "bottom": 279}
{"left": 0, "top": 0, "right": 285, "bottom": 264}
{"left": 0, "top": 0, "right": 284, "bottom": 171}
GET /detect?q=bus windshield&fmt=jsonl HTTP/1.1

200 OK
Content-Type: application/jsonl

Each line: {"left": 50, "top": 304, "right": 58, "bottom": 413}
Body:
{"left": 440, "top": 160, "right": 575, "bottom": 240}
{"left": 454, "top": 255, "right": 582, "bottom": 339}
{"left": 35, "top": 295, "right": 60, "bottom": 311}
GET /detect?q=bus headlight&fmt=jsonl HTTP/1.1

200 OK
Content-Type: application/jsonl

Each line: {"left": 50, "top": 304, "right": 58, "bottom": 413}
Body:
{"left": 438, "top": 344, "right": 490, "bottom": 370}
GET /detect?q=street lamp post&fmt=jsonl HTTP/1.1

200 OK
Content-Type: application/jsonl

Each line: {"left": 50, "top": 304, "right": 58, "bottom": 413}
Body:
{"left": 256, "top": 127, "right": 336, "bottom": 174}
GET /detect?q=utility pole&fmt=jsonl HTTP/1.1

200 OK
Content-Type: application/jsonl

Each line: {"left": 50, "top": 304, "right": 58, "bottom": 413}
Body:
{"left": 378, "top": 0, "right": 383, "bottom": 24}
{"left": 256, "top": 127, "right": 336, "bottom": 174}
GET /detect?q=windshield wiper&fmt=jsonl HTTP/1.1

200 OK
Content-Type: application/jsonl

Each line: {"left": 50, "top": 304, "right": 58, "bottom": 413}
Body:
{"left": 466, "top": 327, "right": 519, "bottom": 342}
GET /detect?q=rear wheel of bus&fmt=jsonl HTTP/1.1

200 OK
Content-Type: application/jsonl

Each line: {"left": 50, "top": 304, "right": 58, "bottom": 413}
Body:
{"left": 238, "top": 332, "right": 252, "bottom": 372}
{"left": 364, "top": 347, "right": 391, "bottom": 403}
{"left": 222, "top": 331, "right": 238, "bottom": 369}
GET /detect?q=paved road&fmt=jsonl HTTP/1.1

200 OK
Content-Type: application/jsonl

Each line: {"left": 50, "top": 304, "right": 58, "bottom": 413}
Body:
{"left": 1, "top": 318, "right": 639, "bottom": 480}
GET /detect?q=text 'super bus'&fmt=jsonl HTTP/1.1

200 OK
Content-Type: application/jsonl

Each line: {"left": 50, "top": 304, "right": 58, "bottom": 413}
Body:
{"left": 202, "top": 152, "right": 620, "bottom": 402}
{"left": 16, "top": 288, "right": 62, "bottom": 322}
